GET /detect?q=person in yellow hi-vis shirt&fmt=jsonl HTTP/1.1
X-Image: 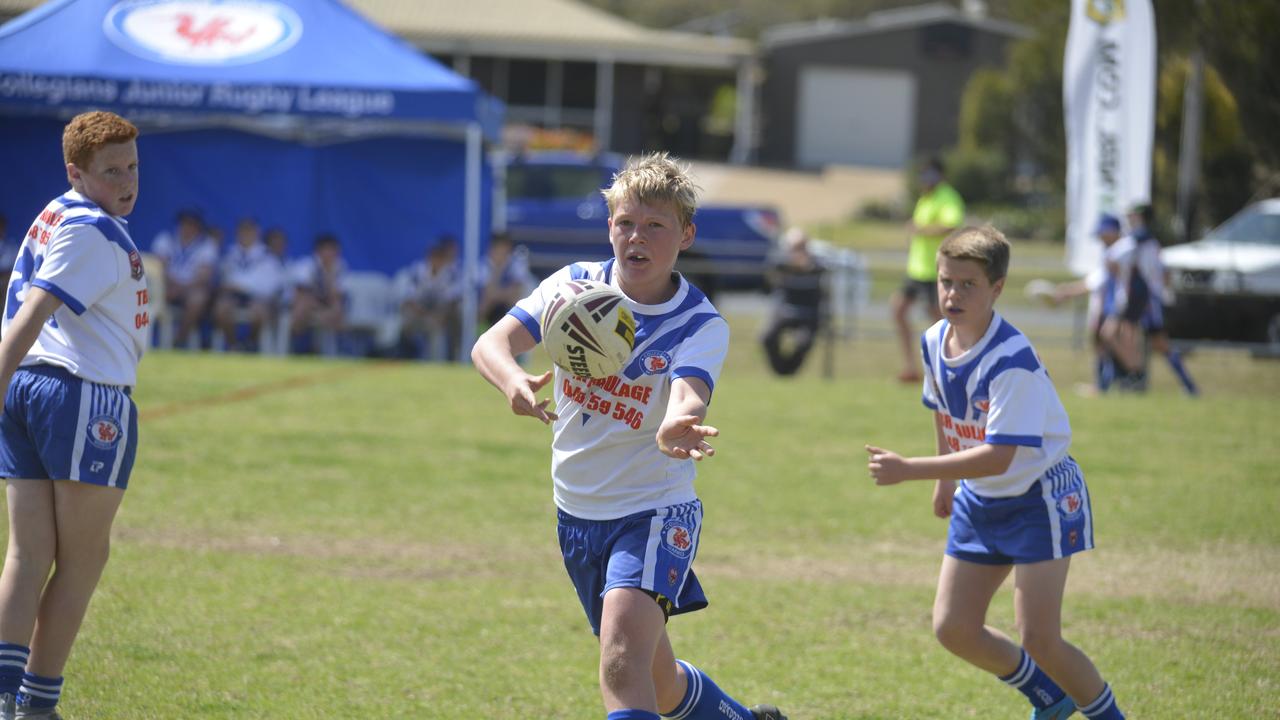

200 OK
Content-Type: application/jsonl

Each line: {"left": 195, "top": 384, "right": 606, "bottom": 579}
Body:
{"left": 892, "top": 157, "right": 965, "bottom": 382}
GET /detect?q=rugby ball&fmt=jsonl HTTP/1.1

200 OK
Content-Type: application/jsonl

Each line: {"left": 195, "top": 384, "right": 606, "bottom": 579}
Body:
{"left": 1024, "top": 278, "right": 1056, "bottom": 304}
{"left": 541, "top": 280, "right": 636, "bottom": 378}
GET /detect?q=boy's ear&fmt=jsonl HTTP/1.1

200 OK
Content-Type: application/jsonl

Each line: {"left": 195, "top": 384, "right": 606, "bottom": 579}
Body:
{"left": 680, "top": 221, "right": 696, "bottom": 250}
{"left": 66, "top": 162, "right": 83, "bottom": 188}
{"left": 992, "top": 276, "right": 1005, "bottom": 299}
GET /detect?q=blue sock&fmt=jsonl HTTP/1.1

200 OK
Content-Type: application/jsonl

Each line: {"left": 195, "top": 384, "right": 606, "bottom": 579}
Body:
{"left": 1079, "top": 683, "right": 1125, "bottom": 719}
{"left": 997, "top": 649, "right": 1067, "bottom": 710}
{"left": 16, "top": 672, "right": 61, "bottom": 710}
{"left": 0, "top": 643, "right": 29, "bottom": 696}
{"left": 1096, "top": 356, "right": 1115, "bottom": 392}
{"left": 663, "top": 660, "right": 753, "bottom": 720}
{"left": 609, "top": 711, "right": 661, "bottom": 720}
{"left": 1165, "top": 350, "right": 1197, "bottom": 395}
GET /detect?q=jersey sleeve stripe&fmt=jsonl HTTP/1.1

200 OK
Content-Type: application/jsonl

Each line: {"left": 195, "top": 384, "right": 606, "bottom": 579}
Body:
{"left": 671, "top": 367, "right": 715, "bottom": 397}
{"left": 31, "top": 278, "right": 86, "bottom": 315}
{"left": 986, "top": 433, "right": 1042, "bottom": 447}
{"left": 507, "top": 306, "right": 541, "bottom": 343}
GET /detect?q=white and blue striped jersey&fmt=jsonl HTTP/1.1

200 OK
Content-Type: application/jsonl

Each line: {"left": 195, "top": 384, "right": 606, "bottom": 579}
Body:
{"left": 2, "top": 191, "right": 149, "bottom": 387}
{"left": 150, "top": 230, "right": 217, "bottom": 285}
{"left": 398, "top": 259, "right": 461, "bottom": 306}
{"left": 510, "top": 260, "right": 730, "bottom": 520}
{"left": 221, "top": 241, "right": 266, "bottom": 282}
{"left": 921, "top": 312, "right": 1071, "bottom": 498}
{"left": 221, "top": 242, "right": 283, "bottom": 300}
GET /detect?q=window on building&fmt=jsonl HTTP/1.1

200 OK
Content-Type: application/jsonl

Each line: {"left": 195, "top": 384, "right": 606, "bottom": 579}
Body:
{"left": 562, "top": 62, "right": 598, "bottom": 109}
{"left": 508, "top": 60, "right": 548, "bottom": 106}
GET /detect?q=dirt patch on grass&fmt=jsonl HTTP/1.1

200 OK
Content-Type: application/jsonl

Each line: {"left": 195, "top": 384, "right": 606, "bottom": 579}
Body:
{"left": 696, "top": 538, "right": 1280, "bottom": 610}
{"left": 113, "top": 525, "right": 557, "bottom": 583}
{"left": 116, "top": 527, "right": 1278, "bottom": 609}
{"left": 139, "top": 361, "right": 399, "bottom": 422}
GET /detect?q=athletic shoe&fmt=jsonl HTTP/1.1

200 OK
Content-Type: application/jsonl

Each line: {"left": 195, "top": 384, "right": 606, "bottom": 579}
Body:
{"left": 1031, "top": 695, "right": 1076, "bottom": 720}
{"left": 14, "top": 706, "right": 60, "bottom": 720}
{"left": 0, "top": 693, "right": 13, "bottom": 720}
{"left": 750, "top": 704, "right": 788, "bottom": 720}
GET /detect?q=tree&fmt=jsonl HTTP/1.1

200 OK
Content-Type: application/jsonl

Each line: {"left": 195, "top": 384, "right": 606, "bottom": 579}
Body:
{"left": 958, "top": 0, "right": 1275, "bottom": 227}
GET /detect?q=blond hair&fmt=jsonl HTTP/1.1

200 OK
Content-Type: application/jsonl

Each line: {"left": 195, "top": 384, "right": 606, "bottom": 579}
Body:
{"left": 938, "top": 225, "right": 1011, "bottom": 283}
{"left": 63, "top": 111, "right": 138, "bottom": 169}
{"left": 601, "top": 152, "right": 701, "bottom": 228}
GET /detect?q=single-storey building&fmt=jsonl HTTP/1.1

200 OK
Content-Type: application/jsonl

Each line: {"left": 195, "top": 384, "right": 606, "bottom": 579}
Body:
{"left": 758, "top": 2, "right": 1029, "bottom": 169}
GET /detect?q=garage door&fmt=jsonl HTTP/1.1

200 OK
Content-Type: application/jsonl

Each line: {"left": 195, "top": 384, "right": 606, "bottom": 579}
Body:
{"left": 796, "top": 66, "right": 916, "bottom": 169}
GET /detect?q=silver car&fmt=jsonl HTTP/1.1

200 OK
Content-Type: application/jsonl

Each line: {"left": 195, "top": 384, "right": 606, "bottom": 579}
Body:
{"left": 1163, "top": 198, "right": 1280, "bottom": 346}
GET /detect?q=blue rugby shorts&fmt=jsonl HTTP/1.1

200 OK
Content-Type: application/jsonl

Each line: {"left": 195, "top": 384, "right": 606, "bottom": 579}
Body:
{"left": 557, "top": 500, "right": 708, "bottom": 635}
{"left": 946, "top": 456, "right": 1093, "bottom": 565}
{"left": 0, "top": 364, "right": 138, "bottom": 489}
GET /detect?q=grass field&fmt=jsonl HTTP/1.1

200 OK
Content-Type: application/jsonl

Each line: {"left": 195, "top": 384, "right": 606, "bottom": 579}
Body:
{"left": 17, "top": 311, "right": 1280, "bottom": 718}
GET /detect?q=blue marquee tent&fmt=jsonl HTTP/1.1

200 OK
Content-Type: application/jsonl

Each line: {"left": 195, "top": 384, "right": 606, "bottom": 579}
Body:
{"left": 0, "top": 0, "right": 503, "bottom": 349}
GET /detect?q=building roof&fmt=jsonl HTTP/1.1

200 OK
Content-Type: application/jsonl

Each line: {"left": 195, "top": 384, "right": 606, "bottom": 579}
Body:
{"left": 0, "top": 0, "right": 751, "bottom": 69}
{"left": 345, "top": 0, "right": 751, "bottom": 68}
{"left": 762, "top": 2, "right": 1031, "bottom": 49}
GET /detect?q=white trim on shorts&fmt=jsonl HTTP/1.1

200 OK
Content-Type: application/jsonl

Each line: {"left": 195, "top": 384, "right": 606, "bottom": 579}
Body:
{"left": 641, "top": 514, "right": 664, "bottom": 590}
{"left": 640, "top": 501, "right": 703, "bottom": 598}
{"left": 68, "top": 380, "right": 94, "bottom": 482}
{"left": 106, "top": 385, "right": 131, "bottom": 488}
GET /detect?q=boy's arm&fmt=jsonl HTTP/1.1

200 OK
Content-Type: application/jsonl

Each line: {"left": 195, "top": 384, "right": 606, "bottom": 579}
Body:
{"left": 656, "top": 376, "right": 719, "bottom": 461}
{"left": 931, "top": 412, "right": 956, "bottom": 518}
{"left": 471, "top": 314, "right": 558, "bottom": 425}
{"left": 0, "top": 288, "right": 63, "bottom": 404}
{"left": 866, "top": 441, "right": 1016, "bottom": 485}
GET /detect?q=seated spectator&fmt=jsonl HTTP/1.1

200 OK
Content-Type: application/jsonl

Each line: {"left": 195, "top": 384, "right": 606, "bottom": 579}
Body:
{"left": 477, "top": 232, "right": 535, "bottom": 327}
{"left": 289, "top": 233, "right": 347, "bottom": 352}
{"left": 398, "top": 235, "right": 462, "bottom": 361}
{"left": 151, "top": 209, "right": 218, "bottom": 347}
{"left": 761, "top": 227, "right": 826, "bottom": 376}
{"left": 213, "top": 217, "right": 281, "bottom": 351}
{"left": 262, "top": 227, "right": 290, "bottom": 296}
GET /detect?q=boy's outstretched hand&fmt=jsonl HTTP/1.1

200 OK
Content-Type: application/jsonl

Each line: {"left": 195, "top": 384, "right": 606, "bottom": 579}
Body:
{"left": 657, "top": 415, "right": 719, "bottom": 461}
{"left": 866, "top": 444, "right": 911, "bottom": 485}
{"left": 505, "top": 369, "right": 559, "bottom": 425}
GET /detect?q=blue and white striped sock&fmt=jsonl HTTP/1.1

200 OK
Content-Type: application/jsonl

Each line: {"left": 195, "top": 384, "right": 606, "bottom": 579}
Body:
{"left": 0, "top": 644, "right": 29, "bottom": 696}
{"left": 1080, "top": 683, "right": 1125, "bottom": 719}
{"left": 1165, "top": 350, "right": 1198, "bottom": 395}
{"left": 1097, "top": 356, "right": 1116, "bottom": 392}
{"left": 608, "top": 711, "right": 661, "bottom": 720}
{"left": 997, "top": 648, "right": 1067, "bottom": 710}
{"left": 662, "top": 660, "right": 754, "bottom": 720}
{"left": 16, "top": 672, "right": 62, "bottom": 710}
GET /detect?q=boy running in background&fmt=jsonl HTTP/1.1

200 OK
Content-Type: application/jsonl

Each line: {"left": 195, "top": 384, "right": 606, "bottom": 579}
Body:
{"left": 866, "top": 226, "right": 1126, "bottom": 720}
{"left": 1124, "top": 203, "right": 1197, "bottom": 395}
{"left": 473, "top": 152, "right": 786, "bottom": 720}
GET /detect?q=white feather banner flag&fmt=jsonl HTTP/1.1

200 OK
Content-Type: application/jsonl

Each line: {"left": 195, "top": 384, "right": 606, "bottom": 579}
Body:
{"left": 1063, "top": 0, "right": 1157, "bottom": 275}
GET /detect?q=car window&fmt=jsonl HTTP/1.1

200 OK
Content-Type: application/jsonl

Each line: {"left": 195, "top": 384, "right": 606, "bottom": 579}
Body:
{"left": 1206, "top": 207, "right": 1280, "bottom": 246}
{"left": 507, "top": 165, "right": 607, "bottom": 201}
